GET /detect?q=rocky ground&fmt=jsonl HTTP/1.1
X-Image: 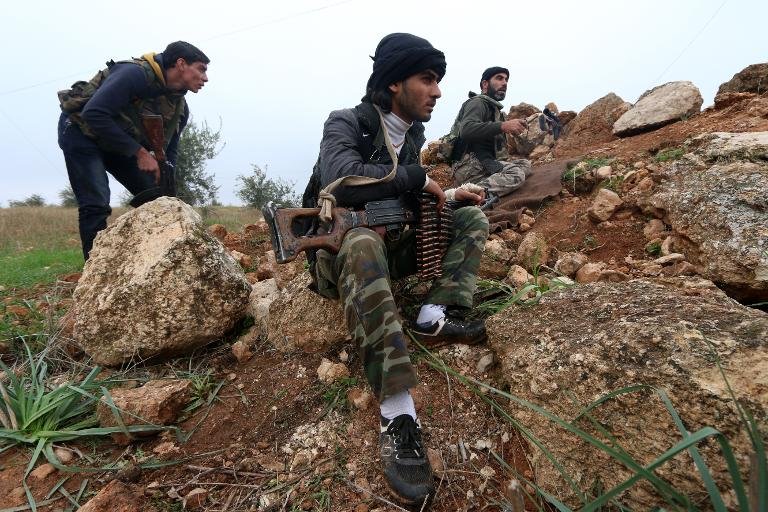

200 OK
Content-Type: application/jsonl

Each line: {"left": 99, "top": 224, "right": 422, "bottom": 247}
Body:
{"left": 1, "top": 67, "right": 767, "bottom": 511}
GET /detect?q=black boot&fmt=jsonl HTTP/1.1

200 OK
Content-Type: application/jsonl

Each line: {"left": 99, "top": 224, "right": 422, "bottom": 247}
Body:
{"left": 379, "top": 414, "right": 434, "bottom": 506}
{"left": 411, "top": 310, "right": 487, "bottom": 349}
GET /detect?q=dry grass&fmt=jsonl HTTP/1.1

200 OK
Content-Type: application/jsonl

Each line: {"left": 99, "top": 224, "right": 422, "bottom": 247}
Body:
{"left": 0, "top": 206, "right": 260, "bottom": 253}
{"left": 0, "top": 207, "right": 89, "bottom": 252}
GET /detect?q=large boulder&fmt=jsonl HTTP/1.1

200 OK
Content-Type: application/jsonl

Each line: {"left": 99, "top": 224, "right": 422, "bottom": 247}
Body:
{"left": 267, "top": 273, "right": 346, "bottom": 352}
{"left": 73, "top": 198, "right": 251, "bottom": 365}
{"left": 488, "top": 278, "right": 768, "bottom": 509}
{"left": 555, "top": 93, "right": 631, "bottom": 155}
{"left": 637, "top": 132, "right": 768, "bottom": 301}
{"left": 613, "top": 81, "right": 703, "bottom": 137}
{"left": 716, "top": 62, "right": 768, "bottom": 96}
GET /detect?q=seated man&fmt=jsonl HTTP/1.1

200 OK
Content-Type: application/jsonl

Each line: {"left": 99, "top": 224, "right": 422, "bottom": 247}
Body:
{"left": 449, "top": 66, "right": 532, "bottom": 201}
{"left": 310, "top": 33, "right": 489, "bottom": 506}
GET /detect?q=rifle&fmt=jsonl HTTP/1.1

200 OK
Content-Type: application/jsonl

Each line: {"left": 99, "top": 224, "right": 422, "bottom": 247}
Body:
{"left": 129, "top": 114, "right": 177, "bottom": 207}
{"left": 263, "top": 198, "right": 417, "bottom": 264}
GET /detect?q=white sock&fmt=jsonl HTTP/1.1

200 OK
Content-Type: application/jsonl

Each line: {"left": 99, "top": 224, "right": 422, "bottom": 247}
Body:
{"left": 380, "top": 390, "right": 417, "bottom": 422}
{"left": 417, "top": 304, "right": 445, "bottom": 326}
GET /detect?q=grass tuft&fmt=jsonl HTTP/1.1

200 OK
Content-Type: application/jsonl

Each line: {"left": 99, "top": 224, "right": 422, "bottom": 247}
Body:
{"left": 654, "top": 147, "right": 685, "bottom": 162}
{"left": 409, "top": 335, "right": 767, "bottom": 512}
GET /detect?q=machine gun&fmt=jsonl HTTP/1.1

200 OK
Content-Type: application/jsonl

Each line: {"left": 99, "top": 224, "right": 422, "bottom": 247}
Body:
{"left": 263, "top": 193, "right": 456, "bottom": 281}
{"left": 129, "top": 114, "right": 176, "bottom": 207}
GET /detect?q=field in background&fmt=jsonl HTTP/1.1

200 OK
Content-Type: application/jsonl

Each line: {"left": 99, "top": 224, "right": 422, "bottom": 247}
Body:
{"left": 0, "top": 205, "right": 261, "bottom": 289}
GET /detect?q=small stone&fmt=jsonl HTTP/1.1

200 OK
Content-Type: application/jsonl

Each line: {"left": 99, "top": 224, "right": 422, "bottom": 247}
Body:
{"left": 504, "top": 265, "right": 532, "bottom": 289}
{"left": 599, "top": 270, "right": 630, "bottom": 283}
{"left": 152, "top": 441, "right": 179, "bottom": 456}
{"left": 10, "top": 486, "right": 25, "bottom": 500}
{"left": 184, "top": 488, "right": 208, "bottom": 510}
{"left": 642, "top": 264, "right": 663, "bottom": 276}
{"left": 230, "top": 250, "right": 254, "bottom": 269}
{"left": 636, "top": 176, "right": 654, "bottom": 192}
{"left": 518, "top": 222, "right": 532, "bottom": 232}
{"left": 316, "top": 358, "right": 350, "bottom": 383}
{"left": 231, "top": 340, "right": 253, "bottom": 363}
{"left": 480, "top": 465, "right": 496, "bottom": 478}
{"left": 519, "top": 213, "right": 536, "bottom": 226}
{"left": 355, "top": 504, "right": 370, "bottom": 512}
{"left": 347, "top": 388, "right": 372, "bottom": 410}
{"left": 633, "top": 161, "right": 645, "bottom": 169}
{"left": 550, "top": 276, "right": 575, "bottom": 287}
{"left": 498, "top": 229, "right": 522, "bottom": 244}
{"left": 30, "top": 463, "right": 56, "bottom": 480}
{"left": 427, "top": 448, "right": 445, "bottom": 477}
{"left": 594, "top": 165, "right": 612, "bottom": 180}
{"left": 207, "top": 224, "right": 227, "bottom": 241}
{"left": 338, "top": 349, "right": 349, "bottom": 362}
{"left": 476, "top": 352, "right": 495, "bottom": 373}
{"left": 588, "top": 188, "right": 622, "bottom": 222}
{"left": 672, "top": 261, "right": 697, "bottom": 276}
{"left": 517, "top": 232, "right": 551, "bottom": 271}
{"left": 54, "top": 447, "right": 75, "bottom": 464}
{"left": 660, "top": 236, "right": 675, "bottom": 256}
{"left": 554, "top": 252, "right": 588, "bottom": 278}
{"left": 290, "top": 449, "right": 314, "bottom": 470}
{"left": 575, "top": 263, "right": 605, "bottom": 284}
{"left": 484, "top": 239, "right": 515, "bottom": 262}
{"left": 654, "top": 253, "right": 686, "bottom": 266}
{"left": 643, "top": 219, "right": 666, "bottom": 239}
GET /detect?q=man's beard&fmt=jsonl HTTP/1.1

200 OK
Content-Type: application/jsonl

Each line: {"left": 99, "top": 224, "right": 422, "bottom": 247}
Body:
{"left": 487, "top": 84, "right": 506, "bottom": 101}
{"left": 397, "top": 88, "right": 432, "bottom": 123}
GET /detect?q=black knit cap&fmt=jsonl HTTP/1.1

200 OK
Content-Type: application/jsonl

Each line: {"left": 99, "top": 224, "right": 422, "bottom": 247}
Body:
{"left": 366, "top": 33, "right": 446, "bottom": 92}
{"left": 481, "top": 66, "right": 509, "bottom": 84}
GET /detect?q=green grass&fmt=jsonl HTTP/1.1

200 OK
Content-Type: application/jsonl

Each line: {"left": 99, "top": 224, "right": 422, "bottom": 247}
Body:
{"left": 599, "top": 175, "right": 625, "bottom": 193}
{"left": 645, "top": 241, "right": 662, "bottom": 256}
{"left": 0, "top": 344, "right": 171, "bottom": 512}
{"left": 472, "top": 276, "right": 573, "bottom": 318}
{"left": 0, "top": 247, "right": 83, "bottom": 289}
{"left": 654, "top": 147, "right": 685, "bottom": 162}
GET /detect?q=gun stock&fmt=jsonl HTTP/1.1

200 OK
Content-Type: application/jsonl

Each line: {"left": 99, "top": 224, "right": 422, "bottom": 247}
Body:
{"left": 141, "top": 114, "right": 166, "bottom": 162}
{"left": 262, "top": 202, "right": 362, "bottom": 263}
{"left": 262, "top": 199, "right": 418, "bottom": 263}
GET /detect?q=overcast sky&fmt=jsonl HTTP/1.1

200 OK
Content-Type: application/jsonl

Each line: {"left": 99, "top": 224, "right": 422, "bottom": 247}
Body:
{"left": 1, "top": 0, "right": 764, "bottom": 207}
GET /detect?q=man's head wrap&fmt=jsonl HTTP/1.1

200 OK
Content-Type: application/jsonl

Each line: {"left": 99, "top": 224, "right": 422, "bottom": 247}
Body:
{"left": 480, "top": 66, "right": 509, "bottom": 87}
{"left": 366, "top": 33, "right": 446, "bottom": 93}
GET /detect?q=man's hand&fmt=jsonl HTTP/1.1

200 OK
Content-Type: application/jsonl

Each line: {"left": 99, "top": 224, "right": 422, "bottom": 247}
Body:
{"left": 454, "top": 187, "right": 485, "bottom": 205}
{"left": 501, "top": 118, "right": 527, "bottom": 135}
{"left": 136, "top": 147, "right": 160, "bottom": 184}
{"left": 423, "top": 178, "right": 446, "bottom": 211}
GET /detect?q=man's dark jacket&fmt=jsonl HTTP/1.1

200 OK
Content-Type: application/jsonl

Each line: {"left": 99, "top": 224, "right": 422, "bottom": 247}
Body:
{"left": 316, "top": 101, "right": 427, "bottom": 207}
{"left": 453, "top": 92, "right": 506, "bottom": 173}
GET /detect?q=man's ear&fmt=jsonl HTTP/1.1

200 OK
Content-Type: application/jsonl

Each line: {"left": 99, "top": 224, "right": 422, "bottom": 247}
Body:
{"left": 175, "top": 57, "right": 187, "bottom": 69}
{"left": 480, "top": 79, "right": 489, "bottom": 93}
{"left": 388, "top": 81, "right": 403, "bottom": 95}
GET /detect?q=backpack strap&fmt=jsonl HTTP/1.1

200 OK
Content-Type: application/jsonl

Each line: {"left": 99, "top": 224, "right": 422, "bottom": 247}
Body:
{"left": 316, "top": 104, "right": 400, "bottom": 222}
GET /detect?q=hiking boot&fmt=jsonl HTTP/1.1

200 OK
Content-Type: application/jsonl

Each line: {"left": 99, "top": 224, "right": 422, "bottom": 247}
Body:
{"left": 379, "top": 414, "right": 435, "bottom": 506}
{"left": 410, "top": 312, "right": 487, "bottom": 349}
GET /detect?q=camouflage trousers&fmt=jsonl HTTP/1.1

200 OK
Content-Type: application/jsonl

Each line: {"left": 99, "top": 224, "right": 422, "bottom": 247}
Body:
{"left": 452, "top": 152, "right": 532, "bottom": 197}
{"left": 315, "top": 206, "right": 489, "bottom": 401}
